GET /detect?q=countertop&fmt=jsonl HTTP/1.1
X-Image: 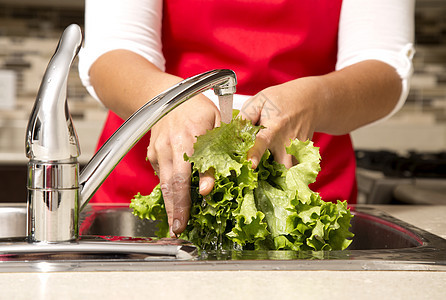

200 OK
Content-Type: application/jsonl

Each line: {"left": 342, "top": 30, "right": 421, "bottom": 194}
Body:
{"left": 0, "top": 205, "right": 445, "bottom": 300}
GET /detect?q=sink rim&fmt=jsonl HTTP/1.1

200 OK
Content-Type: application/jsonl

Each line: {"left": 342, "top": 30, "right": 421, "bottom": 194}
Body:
{"left": 0, "top": 203, "right": 445, "bottom": 272}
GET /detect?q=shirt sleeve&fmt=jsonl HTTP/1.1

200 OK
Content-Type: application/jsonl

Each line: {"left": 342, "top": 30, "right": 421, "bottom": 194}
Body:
{"left": 336, "top": 0, "right": 416, "bottom": 122}
{"left": 78, "top": 0, "right": 165, "bottom": 101}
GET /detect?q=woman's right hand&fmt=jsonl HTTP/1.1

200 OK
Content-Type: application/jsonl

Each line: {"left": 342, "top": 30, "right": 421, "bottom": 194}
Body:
{"left": 147, "top": 94, "right": 220, "bottom": 237}
{"left": 89, "top": 50, "right": 220, "bottom": 237}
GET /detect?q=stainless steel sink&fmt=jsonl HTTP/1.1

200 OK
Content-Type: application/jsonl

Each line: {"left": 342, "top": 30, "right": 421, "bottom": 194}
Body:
{"left": 1, "top": 203, "right": 445, "bottom": 272}
{"left": 0, "top": 203, "right": 197, "bottom": 271}
{"left": 0, "top": 205, "right": 26, "bottom": 239}
{"left": 81, "top": 205, "right": 421, "bottom": 250}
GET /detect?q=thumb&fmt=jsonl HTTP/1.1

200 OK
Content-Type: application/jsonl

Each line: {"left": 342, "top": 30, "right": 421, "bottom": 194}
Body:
{"left": 199, "top": 168, "right": 215, "bottom": 196}
{"left": 247, "top": 129, "right": 270, "bottom": 169}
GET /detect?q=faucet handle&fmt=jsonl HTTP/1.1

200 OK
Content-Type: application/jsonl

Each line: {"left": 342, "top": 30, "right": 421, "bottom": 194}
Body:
{"left": 26, "top": 24, "right": 83, "bottom": 161}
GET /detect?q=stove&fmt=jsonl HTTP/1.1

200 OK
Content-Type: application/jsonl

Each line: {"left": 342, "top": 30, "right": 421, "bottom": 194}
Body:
{"left": 355, "top": 150, "right": 446, "bottom": 205}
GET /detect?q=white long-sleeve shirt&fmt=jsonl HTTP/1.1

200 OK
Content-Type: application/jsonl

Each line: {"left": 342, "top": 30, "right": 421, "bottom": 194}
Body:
{"left": 79, "top": 0, "right": 415, "bottom": 122}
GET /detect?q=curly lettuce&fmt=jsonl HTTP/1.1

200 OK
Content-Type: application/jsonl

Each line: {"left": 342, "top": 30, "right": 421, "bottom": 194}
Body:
{"left": 130, "top": 115, "right": 354, "bottom": 251}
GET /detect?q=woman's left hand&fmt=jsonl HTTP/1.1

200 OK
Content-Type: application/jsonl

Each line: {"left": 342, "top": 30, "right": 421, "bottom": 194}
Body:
{"left": 240, "top": 77, "right": 321, "bottom": 169}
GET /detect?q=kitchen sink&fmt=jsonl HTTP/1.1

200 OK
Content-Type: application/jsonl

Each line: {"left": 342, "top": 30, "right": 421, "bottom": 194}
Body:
{"left": 0, "top": 203, "right": 445, "bottom": 272}
{"left": 0, "top": 206, "right": 26, "bottom": 239}
{"left": 81, "top": 205, "right": 422, "bottom": 250}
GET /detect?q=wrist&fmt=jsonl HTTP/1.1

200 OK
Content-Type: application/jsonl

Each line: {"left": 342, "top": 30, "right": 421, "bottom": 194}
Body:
{"left": 282, "top": 76, "right": 328, "bottom": 135}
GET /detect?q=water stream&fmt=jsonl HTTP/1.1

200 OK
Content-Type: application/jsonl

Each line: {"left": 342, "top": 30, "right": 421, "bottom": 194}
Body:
{"left": 218, "top": 94, "right": 234, "bottom": 123}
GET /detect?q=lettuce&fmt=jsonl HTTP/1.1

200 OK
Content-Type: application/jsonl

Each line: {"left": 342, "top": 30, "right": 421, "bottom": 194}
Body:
{"left": 130, "top": 115, "right": 354, "bottom": 251}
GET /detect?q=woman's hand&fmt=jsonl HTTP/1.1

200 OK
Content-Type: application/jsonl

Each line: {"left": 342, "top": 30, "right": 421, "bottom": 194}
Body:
{"left": 147, "top": 94, "right": 219, "bottom": 237}
{"left": 240, "top": 78, "right": 320, "bottom": 169}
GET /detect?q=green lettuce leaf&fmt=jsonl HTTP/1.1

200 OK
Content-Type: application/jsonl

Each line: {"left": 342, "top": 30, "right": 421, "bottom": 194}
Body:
{"left": 131, "top": 114, "right": 353, "bottom": 251}
{"left": 184, "top": 117, "right": 260, "bottom": 177}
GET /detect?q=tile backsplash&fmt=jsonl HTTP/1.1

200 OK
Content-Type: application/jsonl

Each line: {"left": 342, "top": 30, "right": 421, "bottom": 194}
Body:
{"left": 0, "top": 1, "right": 446, "bottom": 154}
{"left": 0, "top": 3, "right": 105, "bottom": 162}
{"left": 0, "top": 3, "right": 91, "bottom": 108}
{"left": 409, "top": 0, "right": 446, "bottom": 122}
{"left": 351, "top": 0, "right": 446, "bottom": 153}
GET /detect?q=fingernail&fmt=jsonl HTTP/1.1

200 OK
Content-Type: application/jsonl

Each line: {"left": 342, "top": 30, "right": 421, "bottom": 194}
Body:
{"left": 169, "top": 226, "right": 176, "bottom": 238}
{"left": 172, "top": 219, "right": 181, "bottom": 233}
{"left": 249, "top": 156, "right": 259, "bottom": 169}
{"left": 199, "top": 181, "right": 209, "bottom": 193}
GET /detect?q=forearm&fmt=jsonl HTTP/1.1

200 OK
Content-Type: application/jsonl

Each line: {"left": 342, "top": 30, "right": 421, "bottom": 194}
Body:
{"left": 240, "top": 60, "right": 403, "bottom": 169}
{"left": 89, "top": 49, "right": 182, "bottom": 120}
{"left": 312, "top": 60, "right": 402, "bottom": 135}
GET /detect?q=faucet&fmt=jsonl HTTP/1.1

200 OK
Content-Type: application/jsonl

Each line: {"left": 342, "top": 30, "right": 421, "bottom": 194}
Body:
{"left": 26, "top": 24, "right": 237, "bottom": 243}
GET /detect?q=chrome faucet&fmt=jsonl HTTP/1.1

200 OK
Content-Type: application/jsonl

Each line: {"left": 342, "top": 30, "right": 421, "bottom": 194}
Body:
{"left": 26, "top": 24, "right": 237, "bottom": 243}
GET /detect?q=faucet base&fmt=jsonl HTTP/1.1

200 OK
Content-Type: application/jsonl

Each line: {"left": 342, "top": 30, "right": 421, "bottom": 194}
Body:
{"left": 27, "top": 161, "right": 79, "bottom": 242}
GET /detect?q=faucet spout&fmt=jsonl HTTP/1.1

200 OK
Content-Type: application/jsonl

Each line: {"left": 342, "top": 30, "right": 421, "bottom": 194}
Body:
{"left": 79, "top": 69, "right": 237, "bottom": 210}
{"left": 26, "top": 23, "right": 237, "bottom": 243}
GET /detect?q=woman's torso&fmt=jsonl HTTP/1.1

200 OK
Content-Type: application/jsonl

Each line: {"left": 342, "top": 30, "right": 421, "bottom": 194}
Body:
{"left": 92, "top": 0, "right": 357, "bottom": 205}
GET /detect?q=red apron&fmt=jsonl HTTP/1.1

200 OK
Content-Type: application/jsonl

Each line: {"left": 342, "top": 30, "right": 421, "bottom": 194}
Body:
{"left": 91, "top": 0, "right": 357, "bottom": 205}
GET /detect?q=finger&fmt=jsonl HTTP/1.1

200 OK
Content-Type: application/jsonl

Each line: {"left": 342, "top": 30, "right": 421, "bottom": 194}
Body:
{"left": 271, "top": 146, "right": 293, "bottom": 169}
{"left": 146, "top": 144, "right": 159, "bottom": 175}
{"left": 239, "top": 93, "right": 265, "bottom": 124}
{"left": 247, "top": 129, "right": 271, "bottom": 169}
{"left": 158, "top": 154, "right": 175, "bottom": 236}
{"left": 199, "top": 168, "right": 215, "bottom": 196}
{"left": 214, "top": 108, "right": 222, "bottom": 128}
{"left": 292, "top": 155, "right": 298, "bottom": 166}
{"left": 170, "top": 145, "right": 192, "bottom": 236}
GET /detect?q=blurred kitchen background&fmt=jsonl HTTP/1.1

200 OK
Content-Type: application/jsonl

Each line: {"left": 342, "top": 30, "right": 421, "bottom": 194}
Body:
{"left": 0, "top": 0, "right": 445, "bottom": 204}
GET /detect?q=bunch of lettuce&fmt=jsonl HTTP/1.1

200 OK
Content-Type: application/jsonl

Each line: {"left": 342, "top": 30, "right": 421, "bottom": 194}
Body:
{"left": 130, "top": 115, "right": 353, "bottom": 251}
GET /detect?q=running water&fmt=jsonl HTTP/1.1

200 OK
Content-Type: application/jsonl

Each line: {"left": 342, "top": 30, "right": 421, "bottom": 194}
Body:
{"left": 218, "top": 94, "right": 234, "bottom": 124}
